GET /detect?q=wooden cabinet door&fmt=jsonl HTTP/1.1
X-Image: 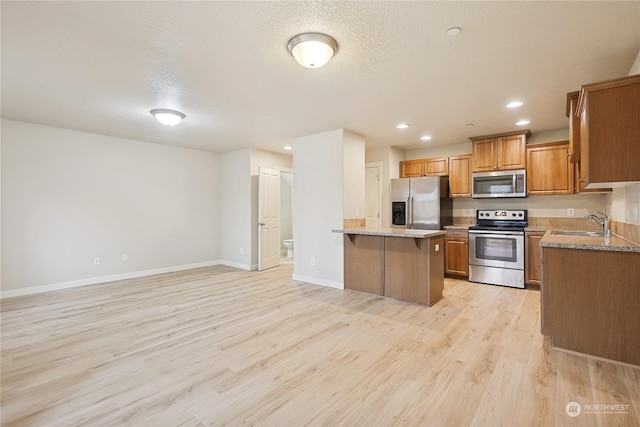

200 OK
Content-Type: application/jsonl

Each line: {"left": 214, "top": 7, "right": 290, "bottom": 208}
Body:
{"left": 424, "top": 157, "right": 449, "bottom": 176}
{"left": 445, "top": 238, "right": 469, "bottom": 276}
{"left": 526, "top": 142, "right": 574, "bottom": 195}
{"left": 399, "top": 160, "right": 424, "bottom": 178}
{"left": 578, "top": 74, "right": 640, "bottom": 186}
{"left": 471, "top": 138, "right": 496, "bottom": 172}
{"left": 448, "top": 155, "right": 471, "bottom": 197}
{"left": 574, "top": 163, "right": 611, "bottom": 194}
{"left": 497, "top": 134, "right": 526, "bottom": 170}
{"left": 525, "top": 232, "right": 543, "bottom": 286}
{"left": 566, "top": 91, "right": 580, "bottom": 163}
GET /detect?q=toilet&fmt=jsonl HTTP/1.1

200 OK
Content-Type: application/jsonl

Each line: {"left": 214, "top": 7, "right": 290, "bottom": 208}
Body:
{"left": 283, "top": 239, "right": 294, "bottom": 258}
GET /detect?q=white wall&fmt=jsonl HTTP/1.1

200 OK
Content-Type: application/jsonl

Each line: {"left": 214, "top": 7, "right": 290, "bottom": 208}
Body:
{"left": 219, "top": 149, "right": 252, "bottom": 269}
{"left": 293, "top": 129, "right": 355, "bottom": 289}
{"left": 1, "top": 119, "right": 220, "bottom": 295}
{"left": 342, "top": 131, "right": 366, "bottom": 219}
{"left": 405, "top": 141, "right": 472, "bottom": 160}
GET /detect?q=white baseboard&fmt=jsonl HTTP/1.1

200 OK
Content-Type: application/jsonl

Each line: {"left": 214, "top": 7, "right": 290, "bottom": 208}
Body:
{"left": 292, "top": 274, "right": 344, "bottom": 290}
{"left": 1, "top": 260, "right": 227, "bottom": 299}
{"left": 218, "top": 260, "right": 254, "bottom": 271}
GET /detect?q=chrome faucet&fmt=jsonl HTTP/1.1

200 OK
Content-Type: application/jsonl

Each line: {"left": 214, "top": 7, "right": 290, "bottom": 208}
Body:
{"left": 585, "top": 210, "right": 611, "bottom": 236}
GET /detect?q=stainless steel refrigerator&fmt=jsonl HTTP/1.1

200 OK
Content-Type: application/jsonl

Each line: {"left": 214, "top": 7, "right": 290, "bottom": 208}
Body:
{"left": 390, "top": 176, "right": 452, "bottom": 229}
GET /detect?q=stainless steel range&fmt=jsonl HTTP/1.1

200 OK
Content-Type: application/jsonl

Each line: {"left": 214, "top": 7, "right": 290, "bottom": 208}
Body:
{"left": 468, "top": 209, "right": 528, "bottom": 288}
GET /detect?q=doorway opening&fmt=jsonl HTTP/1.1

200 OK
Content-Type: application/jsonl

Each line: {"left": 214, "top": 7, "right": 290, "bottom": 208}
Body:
{"left": 280, "top": 171, "right": 294, "bottom": 264}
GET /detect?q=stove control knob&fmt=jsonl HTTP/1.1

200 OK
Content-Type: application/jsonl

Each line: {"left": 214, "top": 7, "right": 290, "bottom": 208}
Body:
{"left": 512, "top": 213, "right": 516, "bottom": 217}
{"left": 518, "top": 213, "right": 523, "bottom": 217}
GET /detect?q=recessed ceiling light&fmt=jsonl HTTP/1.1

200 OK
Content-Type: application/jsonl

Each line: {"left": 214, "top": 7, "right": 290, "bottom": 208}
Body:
{"left": 283, "top": 146, "right": 293, "bottom": 151}
{"left": 420, "top": 135, "right": 432, "bottom": 141}
{"left": 506, "top": 101, "right": 523, "bottom": 108}
{"left": 396, "top": 123, "right": 410, "bottom": 129}
{"left": 446, "top": 27, "right": 461, "bottom": 36}
{"left": 516, "top": 120, "right": 530, "bottom": 126}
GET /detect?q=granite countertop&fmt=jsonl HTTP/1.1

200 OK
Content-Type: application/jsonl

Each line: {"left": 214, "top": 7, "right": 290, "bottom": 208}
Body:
{"left": 524, "top": 225, "right": 549, "bottom": 232}
{"left": 540, "top": 229, "right": 640, "bottom": 253}
{"left": 333, "top": 228, "right": 446, "bottom": 238}
{"left": 443, "top": 225, "right": 471, "bottom": 230}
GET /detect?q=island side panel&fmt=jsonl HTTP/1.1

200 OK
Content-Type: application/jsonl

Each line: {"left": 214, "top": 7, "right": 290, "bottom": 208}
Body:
{"left": 542, "top": 247, "right": 640, "bottom": 366}
{"left": 384, "top": 236, "right": 444, "bottom": 306}
{"left": 344, "top": 234, "right": 384, "bottom": 296}
{"left": 428, "top": 236, "right": 445, "bottom": 305}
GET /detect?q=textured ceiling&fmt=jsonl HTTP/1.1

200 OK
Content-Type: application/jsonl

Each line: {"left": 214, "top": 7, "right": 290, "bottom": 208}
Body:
{"left": 2, "top": 1, "right": 639, "bottom": 154}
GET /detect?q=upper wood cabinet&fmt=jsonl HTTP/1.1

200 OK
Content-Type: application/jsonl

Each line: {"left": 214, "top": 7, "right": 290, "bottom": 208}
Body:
{"left": 526, "top": 141, "right": 574, "bottom": 195}
{"left": 399, "top": 157, "right": 448, "bottom": 178}
{"left": 448, "top": 154, "right": 472, "bottom": 197}
{"left": 470, "top": 130, "right": 530, "bottom": 172}
{"left": 399, "top": 159, "right": 425, "bottom": 178}
{"left": 577, "top": 74, "right": 640, "bottom": 187}
{"left": 424, "top": 157, "right": 449, "bottom": 176}
{"left": 566, "top": 91, "right": 581, "bottom": 163}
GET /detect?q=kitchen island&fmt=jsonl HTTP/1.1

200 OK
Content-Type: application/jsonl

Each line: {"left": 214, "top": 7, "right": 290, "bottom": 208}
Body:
{"left": 334, "top": 228, "right": 445, "bottom": 306}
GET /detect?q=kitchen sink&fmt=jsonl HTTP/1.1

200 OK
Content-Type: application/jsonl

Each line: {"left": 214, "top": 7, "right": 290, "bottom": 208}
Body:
{"left": 551, "top": 230, "right": 603, "bottom": 237}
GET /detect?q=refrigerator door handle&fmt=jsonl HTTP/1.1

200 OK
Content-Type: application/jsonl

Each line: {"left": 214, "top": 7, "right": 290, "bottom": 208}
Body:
{"left": 409, "top": 195, "right": 414, "bottom": 229}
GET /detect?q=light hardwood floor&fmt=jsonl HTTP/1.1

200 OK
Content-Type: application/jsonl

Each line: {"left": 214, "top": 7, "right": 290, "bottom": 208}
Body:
{"left": 1, "top": 265, "right": 639, "bottom": 426}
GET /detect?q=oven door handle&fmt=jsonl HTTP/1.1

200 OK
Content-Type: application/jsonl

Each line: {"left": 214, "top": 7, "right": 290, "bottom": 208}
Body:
{"left": 469, "top": 229, "right": 524, "bottom": 236}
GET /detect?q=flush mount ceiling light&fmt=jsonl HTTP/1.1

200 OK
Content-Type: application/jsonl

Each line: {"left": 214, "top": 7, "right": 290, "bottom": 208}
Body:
{"left": 150, "top": 109, "right": 185, "bottom": 126}
{"left": 396, "top": 123, "right": 410, "bottom": 129}
{"left": 516, "top": 119, "right": 530, "bottom": 126}
{"left": 283, "top": 146, "right": 293, "bottom": 151}
{"left": 420, "top": 135, "right": 432, "bottom": 141}
{"left": 506, "top": 101, "right": 523, "bottom": 108}
{"left": 446, "top": 27, "right": 461, "bottom": 36}
{"left": 287, "top": 33, "right": 338, "bottom": 68}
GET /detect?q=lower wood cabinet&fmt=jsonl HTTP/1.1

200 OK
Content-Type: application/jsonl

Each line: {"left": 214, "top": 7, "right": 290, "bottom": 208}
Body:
{"left": 542, "top": 246, "right": 640, "bottom": 365}
{"left": 525, "top": 231, "right": 544, "bottom": 287}
{"left": 444, "top": 229, "right": 468, "bottom": 277}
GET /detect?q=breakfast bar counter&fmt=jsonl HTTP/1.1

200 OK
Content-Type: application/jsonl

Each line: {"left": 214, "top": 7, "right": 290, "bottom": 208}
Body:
{"left": 334, "top": 228, "right": 445, "bottom": 306}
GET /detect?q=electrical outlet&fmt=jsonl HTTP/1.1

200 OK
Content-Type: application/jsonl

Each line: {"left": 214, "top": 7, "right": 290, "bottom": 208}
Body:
{"left": 435, "top": 243, "right": 440, "bottom": 252}
{"left": 311, "top": 257, "right": 316, "bottom": 266}
{"left": 239, "top": 248, "right": 244, "bottom": 254}
{"left": 355, "top": 208, "right": 360, "bottom": 218}
{"left": 93, "top": 257, "right": 100, "bottom": 265}
{"left": 567, "top": 208, "right": 575, "bottom": 217}
{"left": 469, "top": 209, "right": 475, "bottom": 217}
{"left": 122, "top": 254, "right": 128, "bottom": 262}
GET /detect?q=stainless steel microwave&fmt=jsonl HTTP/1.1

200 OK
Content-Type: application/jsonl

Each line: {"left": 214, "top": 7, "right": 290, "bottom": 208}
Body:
{"left": 472, "top": 169, "right": 526, "bottom": 198}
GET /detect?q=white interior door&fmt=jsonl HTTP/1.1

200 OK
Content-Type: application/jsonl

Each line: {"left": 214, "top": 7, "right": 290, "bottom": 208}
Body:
{"left": 365, "top": 165, "right": 382, "bottom": 228}
{"left": 258, "top": 167, "right": 281, "bottom": 271}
